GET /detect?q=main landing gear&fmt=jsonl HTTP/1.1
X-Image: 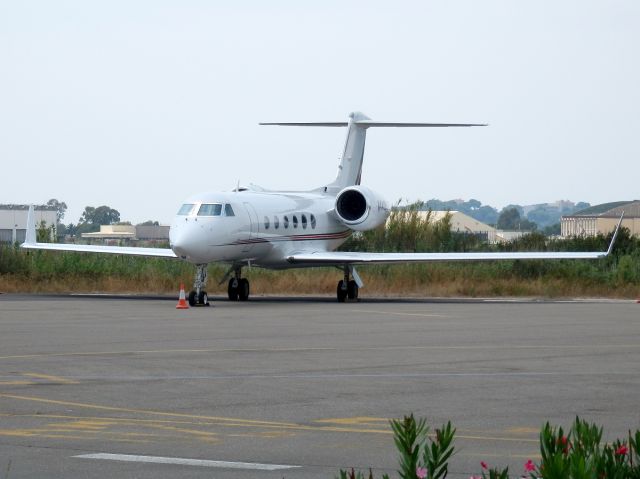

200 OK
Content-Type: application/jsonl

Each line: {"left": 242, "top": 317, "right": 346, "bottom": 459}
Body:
{"left": 336, "top": 265, "right": 360, "bottom": 302}
{"left": 227, "top": 267, "right": 250, "bottom": 301}
{"left": 188, "top": 264, "right": 210, "bottom": 306}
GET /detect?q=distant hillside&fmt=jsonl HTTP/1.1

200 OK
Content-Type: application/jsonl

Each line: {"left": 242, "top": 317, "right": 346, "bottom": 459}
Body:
{"left": 421, "top": 199, "right": 591, "bottom": 229}
{"left": 422, "top": 199, "right": 499, "bottom": 225}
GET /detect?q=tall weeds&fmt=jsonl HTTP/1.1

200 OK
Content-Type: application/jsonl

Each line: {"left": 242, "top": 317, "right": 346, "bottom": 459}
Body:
{"left": 1, "top": 210, "right": 639, "bottom": 297}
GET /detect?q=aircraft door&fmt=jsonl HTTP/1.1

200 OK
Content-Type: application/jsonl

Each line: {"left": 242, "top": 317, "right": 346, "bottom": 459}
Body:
{"left": 242, "top": 202, "right": 259, "bottom": 252}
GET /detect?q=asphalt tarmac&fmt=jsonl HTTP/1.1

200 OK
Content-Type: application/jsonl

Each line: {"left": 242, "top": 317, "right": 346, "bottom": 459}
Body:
{"left": 1, "top": 294, "right": 639, "bottom": 478}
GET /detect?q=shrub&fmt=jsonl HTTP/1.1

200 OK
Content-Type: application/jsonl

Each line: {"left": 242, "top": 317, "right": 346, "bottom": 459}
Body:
{"left": 337, "top": 415, "right": 640, "bottom": 479}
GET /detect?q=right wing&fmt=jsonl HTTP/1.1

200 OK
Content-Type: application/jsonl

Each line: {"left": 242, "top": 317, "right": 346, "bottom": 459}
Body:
{"left": 21, "top": 242, "right": 177, "bottom": 258}
{"left": 21, "top": 206, "right": 177, "bottom": 258}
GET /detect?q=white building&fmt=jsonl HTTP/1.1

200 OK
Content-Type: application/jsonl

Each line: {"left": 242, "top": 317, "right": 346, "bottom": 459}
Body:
{"left": 0, "top": 205, "right": 57, "bottom": 243}
{"left": 561, "top": 200, "right": 640, "bottom": 238}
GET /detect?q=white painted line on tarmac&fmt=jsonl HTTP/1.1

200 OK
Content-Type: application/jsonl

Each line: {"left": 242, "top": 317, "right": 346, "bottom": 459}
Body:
{"left": 74, "top": 453, "right": 300, "bottom": 471}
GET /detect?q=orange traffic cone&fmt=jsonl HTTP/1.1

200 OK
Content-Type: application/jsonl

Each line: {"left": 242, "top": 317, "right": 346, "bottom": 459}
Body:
{"left": 176, "top": 284, "right": 189, "bottom": 309}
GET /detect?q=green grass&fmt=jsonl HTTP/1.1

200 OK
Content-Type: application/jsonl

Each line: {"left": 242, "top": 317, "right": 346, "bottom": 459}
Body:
{"left": 2, "top": 211, "right": 638, "bottom": 297}
{"left": 1, "top": 243, "right": 639, "bottom": 298}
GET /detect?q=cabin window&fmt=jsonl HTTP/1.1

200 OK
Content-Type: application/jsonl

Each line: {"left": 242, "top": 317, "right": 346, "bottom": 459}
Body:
{"left": 310, "top": 214, "right": 316, "bottom": 229}
{"left": 292, "top": 215, "right": 298, "bottom": 228}
{"left": 264, "top": 216, "right": 270, "bottom": 229}
{"left": 274, "top": 216, "right": 279, "bottom": 229}
{"left": 197, "top": 203, "right": 222, "bottom": 216}
{"left": 301, "top": 214, "right": 307, "bottom": 229}
{"left": 177, "top": 203, "right": 195, "bottom": 216}
{"left": 283, "top": 216, "right": 289, "bottom": 229}
{"left": 224, "top": 204, "right": 235, "bottom": 216}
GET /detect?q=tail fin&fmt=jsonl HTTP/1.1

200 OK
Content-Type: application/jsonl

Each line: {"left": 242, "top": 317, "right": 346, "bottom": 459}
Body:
{"left": 24, "top": 205, "right": 37, "bottom": 244}
{"left": 330, "top": 111, "right": 370, "bottom": 190}
{"left": 260, "top": 112, "right": 486, "bottom": 193}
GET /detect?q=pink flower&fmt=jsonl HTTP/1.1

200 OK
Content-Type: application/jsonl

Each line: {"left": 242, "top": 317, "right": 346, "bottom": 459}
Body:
{"left": 616, "top": 445, "right": 629, "bottom": 456}
{"left": 557, "top": 436, "right": 570, "bottom": 454}
{"left": 524, "top": 460, "right": 536, "bottom": 472}
{"left": 416, "top": 467, "right": 427, "bottom": 479}
{"left": 481, "top": 461, "right": 488, "bottom": 470}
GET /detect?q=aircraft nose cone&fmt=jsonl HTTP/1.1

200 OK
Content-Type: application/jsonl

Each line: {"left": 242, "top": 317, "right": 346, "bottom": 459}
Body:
{"left": 170, "top": 225, "right": 193, "bottom": 259}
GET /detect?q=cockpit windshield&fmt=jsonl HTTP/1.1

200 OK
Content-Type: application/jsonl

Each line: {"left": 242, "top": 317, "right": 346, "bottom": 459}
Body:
{"left": 197, "top": 203, "right": 223, "bottom": 216}
{"left": 177, "top": 203, "right": 195, "bottom": 216}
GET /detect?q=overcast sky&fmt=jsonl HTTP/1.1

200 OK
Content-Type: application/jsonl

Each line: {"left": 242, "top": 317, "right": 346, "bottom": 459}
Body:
{"left": 2, "top": 1, "right": 638, "bottom": 225}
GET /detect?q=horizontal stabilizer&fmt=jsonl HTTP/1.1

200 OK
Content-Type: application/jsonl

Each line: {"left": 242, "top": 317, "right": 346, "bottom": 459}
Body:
{"left": 261, "top": 111, "right": 487, "bottom": 192}
{"left": 260, "top": 122, "right": 348, "bottom": 127}
{"left": 260, "top": 121, "right": 487, "bottom": 128}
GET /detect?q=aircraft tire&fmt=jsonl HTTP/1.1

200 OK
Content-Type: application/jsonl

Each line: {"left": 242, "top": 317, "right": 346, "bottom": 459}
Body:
{"left": 238, "top": 278, "right": 250, "bottom": 301}
{"left": 228, "top": 279, "right": 239, "bottom": 301}
{"left": 198, "top": 291, "right": 209, "bottom": 306}
{"left": 188, "top": 291, "right": 197, "bottom": 306}
{"left": 347, "top": 280, "right": 358, "bottom": 300}
{"left": 337, "top": 280, "right": 347, "bottom": 302}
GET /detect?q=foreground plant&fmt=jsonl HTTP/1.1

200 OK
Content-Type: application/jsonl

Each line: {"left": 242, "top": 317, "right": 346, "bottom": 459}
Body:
{"left": 336, "top": 415, "right": 640, "bottom": 479}
{"left": 337, "top": 414, "right": 455, "bottom": 479}
{"left": 536, "top": 417, "right": 640, "bottom": 479}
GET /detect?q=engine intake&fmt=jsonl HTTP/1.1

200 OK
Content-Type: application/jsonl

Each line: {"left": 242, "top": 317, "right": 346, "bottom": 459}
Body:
{"left": 334, "top": 186, "right": 389, "bottom": 231}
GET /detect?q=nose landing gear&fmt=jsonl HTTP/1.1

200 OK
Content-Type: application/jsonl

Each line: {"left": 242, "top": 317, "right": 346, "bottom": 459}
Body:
{"left": 188, "top": 264, "right": 210, "bottom": 306}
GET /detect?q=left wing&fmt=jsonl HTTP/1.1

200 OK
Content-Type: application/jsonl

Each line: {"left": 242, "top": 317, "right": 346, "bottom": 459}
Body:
{"left": 288, "top": 250, "right": 607, "bottom": 265}
{"left": 288, "top": 215, "right": 623, "bottom": 265}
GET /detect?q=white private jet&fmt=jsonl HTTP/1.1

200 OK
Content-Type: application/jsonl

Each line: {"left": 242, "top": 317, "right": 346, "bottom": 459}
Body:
{"left": 22, "top": 112, "right": 622, "bottom": 305}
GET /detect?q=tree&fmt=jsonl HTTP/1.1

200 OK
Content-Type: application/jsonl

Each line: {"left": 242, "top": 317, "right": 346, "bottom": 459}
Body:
{"left": 472, "top": 205, "right": 499, "bottom": 225}
{"left": 46, "top": 198, "right": 67, "bottom": 223}
{"left": 36, "top": 220, "right": 55, "bottom": 243}
{"left": 574, "top": 202, "right": 590, "bottom": 212}
{"left": 79, "top": 205, "right": 120, "bottom": 226}
{"left": 76, "top": 205, "right": 121, "bottom": 234}
{"left": 497, "top": 207, "right": 521, "bottom": 229}
{"left": 497, "top": 207, "right": 537, "bottom": 231}
{"left": 467, "top": 198, "right": 482, "bottom": 210}
{"left": 543, "top": 223, "right": 561, "bottom": 236}
{"left": 526, "top": 206, "right": 562, "bottom": 229}
{"left": 502, "top": 204, "right": 524, "bottom": 217}
{"left": 138, "top": 220, "right": 160, "bottom": 226}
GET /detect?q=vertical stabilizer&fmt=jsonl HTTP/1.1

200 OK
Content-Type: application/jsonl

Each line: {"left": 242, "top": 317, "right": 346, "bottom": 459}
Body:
{"left": 25, "top": 205, "right": 36, "bottom": 244}
{"left": 327, "top": 111, "right": 370, "bottom": 191}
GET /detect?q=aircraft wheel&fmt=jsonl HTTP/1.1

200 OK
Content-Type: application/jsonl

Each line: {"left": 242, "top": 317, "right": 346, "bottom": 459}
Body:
{"left": 228, "top": 279, "right": 239, "bottom": 301}
{"left": 347, "top": 280, "right": 358, "bottom": 300}
{"left": 238, "top": 278, "right": 250, "bottom": 301}
{"left": 188, "top": 291, "right": 197, "bottom": 306}
{"left": 337, "top": 280, "right": 347, "bottom": 302}
{"left": 198, "top": 291, "right": 209, "bottom": 306}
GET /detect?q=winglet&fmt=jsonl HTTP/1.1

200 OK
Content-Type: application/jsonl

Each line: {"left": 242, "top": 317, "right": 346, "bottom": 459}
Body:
{"left": 605, "top": 212, "right": 624, "bottom": 256}
{"left": 24, "top": 205, "right": 37, "bottom": 245}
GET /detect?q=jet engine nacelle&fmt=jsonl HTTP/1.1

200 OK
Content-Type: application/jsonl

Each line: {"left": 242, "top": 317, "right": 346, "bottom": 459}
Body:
{"left": 334, "top": 186, "right": 390, "bottom": 232}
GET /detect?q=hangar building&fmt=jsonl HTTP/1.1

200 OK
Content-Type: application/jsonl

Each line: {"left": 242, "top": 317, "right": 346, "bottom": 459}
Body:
{"left": 417, "top": 210, "right": 498, "bottom": 243}
{"left": 81, "top": 224, "right": 170, "bottom": 244}
{"left": 561, "top": 200, "right": 640, "bottom": 238}
{"left": 0, "top": 205, "right": 57, "bottom": 243}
